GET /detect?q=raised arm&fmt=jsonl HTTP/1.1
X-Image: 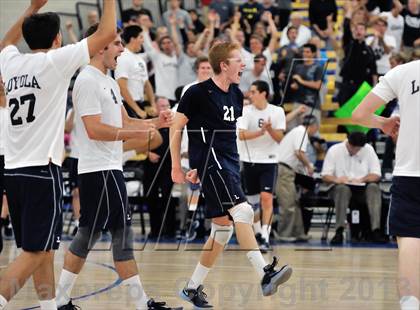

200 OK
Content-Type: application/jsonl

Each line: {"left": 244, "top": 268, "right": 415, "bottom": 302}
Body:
{"left": 0, "top": 0, "right": 47, "bottom": 49}
{"left": 65, "top": 20, "right": 79, "bottom": 44}
{"left": 265, "top": 12, "right": 279, "bottom": 54}
{"left": 169, "top": 14, "right": 182, "bottom": 56}
{"left": 229, "top": 12, "right": 242, "bottom": 46}
{"left": 86, "top": 0, "right": 117, "bottom": 57}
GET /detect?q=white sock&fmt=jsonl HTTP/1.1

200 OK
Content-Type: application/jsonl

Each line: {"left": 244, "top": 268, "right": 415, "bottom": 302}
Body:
{"left": 261, "top": 224, "right": 269, "bottom": 243}
{"left": 0, "top": 295, "right": 7, "bottom": 309}
{"left": 122, "top": 275, "right": 149, "bottom": 310}
{"left": 400, "top": 296, "right": 420, "bottom": 310}
{"left": 39, "top": 299, "right": 57, "bottom": 310}
{"left": 74, "top": 219, "right": 79, "bottom": 227}
{"left": 253, "top": 221, "right": 262, "bottom": 235}
{"left": 56, "top": 269, "right": 78, "bottom": 307}
{"left": 247, "top": 250, "right": 266, "bottom": 279}
{"left": 187, "top": 262, "right": 211, "bottom": 290}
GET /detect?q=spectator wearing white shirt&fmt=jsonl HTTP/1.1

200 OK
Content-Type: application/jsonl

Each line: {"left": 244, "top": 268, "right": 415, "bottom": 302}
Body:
{"left": 276, "top": 115, "right": 318, "bottom": 241}
{"left": 321, "top": 132, "right": 384, "bottom": 245}
{"left": 239, "top": 54, "right": 273, "bottom": 98}
{"left": 181, "top": 56, "right": 213, "bottom": 97}
{"left": 379, "top": 0, "right": 404, "bottom": 52}
{"left": 230, "top": 13, "right": 255, "bottom": 71}
{"left": 116, "top": 25, "right": 156, "bottom": 119}
{"left": 280, "top": 12, "right": 312, "bottom": 48}
{"left": 142, "top": 17, "right": 180, "bottom": 104}
{"left": 366, "top": 17, "right": 397, "bottom": 75}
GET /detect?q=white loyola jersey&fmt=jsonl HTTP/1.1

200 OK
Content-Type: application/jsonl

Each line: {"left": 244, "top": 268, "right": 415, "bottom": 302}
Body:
{"left": 372, "top": 60, "right": 420, "bottom": 177}
{"left": 237, "top": 103, "right": 286, "bottom": 163}
{"left": 0, "top": 39, "right": 89, "bottom": 169}
{"left": 73, "top": 65, "right": 123, "bottom": 174}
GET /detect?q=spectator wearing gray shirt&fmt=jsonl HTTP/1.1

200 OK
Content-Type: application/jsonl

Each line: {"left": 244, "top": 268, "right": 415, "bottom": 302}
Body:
{"left": 163, "top": 0, "right": 193, "bottom": 44}
{"left": 239, "top": 54, "right": 273, "bottom": 98}
{"left": 209, "top": 0, "right": 235, "bottom": 30}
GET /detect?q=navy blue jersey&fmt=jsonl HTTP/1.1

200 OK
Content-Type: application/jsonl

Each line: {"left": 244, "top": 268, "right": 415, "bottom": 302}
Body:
{"left": 177, "top": 78, "right": 243, "bottom": 177}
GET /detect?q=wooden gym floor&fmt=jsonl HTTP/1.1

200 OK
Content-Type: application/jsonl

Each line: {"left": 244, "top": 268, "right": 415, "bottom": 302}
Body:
{"left": 0, "top": 238, "right": 400, "bottom": 310}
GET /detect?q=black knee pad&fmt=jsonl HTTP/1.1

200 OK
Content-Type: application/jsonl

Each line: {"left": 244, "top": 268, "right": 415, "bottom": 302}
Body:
{"left": 69, "top": 227, "right": 101, "bottom": 259}
{"left": 111, "top": 226, "right": 134, "bottom": 262}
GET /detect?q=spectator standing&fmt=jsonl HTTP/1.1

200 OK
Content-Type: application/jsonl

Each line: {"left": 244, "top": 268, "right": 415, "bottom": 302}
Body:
{"left": 380, "top": 0, "right": 404, "bottom": 52}
{"left": 401, "top": 0, "right": 420, "bottom": 51}
{"left": 163, "top": 0, "right": 193, "bottom": 44}
{"left": 142, "top": 20, "right": 180, "bottom": 104}
{"left": 239, "top": 0, "right": 265, "bottom": 29}
{"left": 122, "top": 0, "right": 153, "bottom": 26}
{"left": 338, "top": 22, "right": 377, "bottom": 106}
{"left": 209, "top": 0, "right": 235, "bottom": 30}
{"left": 289, "top": 43, "right": 324, "bottom": 126}
{"left": 309, "top": 0, "right": 338, "bottom": 39}
{"left": 239, "top": 54, "right": 274, "bottom": 97}
{"left": 366, "top": 17, "right": 397, "bottom": 75}
{"left": 275, "top": 0, "right": 292, "bottom": 30}
{"left": 280, "top": 12, "right": 312, "bottom": 47}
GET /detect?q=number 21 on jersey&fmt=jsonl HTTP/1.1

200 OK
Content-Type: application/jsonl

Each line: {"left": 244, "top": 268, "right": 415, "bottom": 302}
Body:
{"left": 223, "top": 105, "right": 235, "bottom": 122}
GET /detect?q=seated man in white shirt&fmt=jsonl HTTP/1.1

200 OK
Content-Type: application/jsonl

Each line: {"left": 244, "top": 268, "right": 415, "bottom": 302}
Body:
{"left": 277, "top": 115, "right": 318, "bottom": 241}
{"left": 321, "top": 132, "right": 385, "bottom": 245}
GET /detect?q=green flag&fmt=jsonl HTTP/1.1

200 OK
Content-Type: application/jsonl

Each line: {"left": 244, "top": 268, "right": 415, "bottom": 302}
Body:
{"left": 334, "top": 82, "right": 385, "bottom": 133}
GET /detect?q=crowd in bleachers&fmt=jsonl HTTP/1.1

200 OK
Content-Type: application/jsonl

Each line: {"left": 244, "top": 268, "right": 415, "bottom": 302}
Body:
{"left": 1, "top": 0, "right": 420, "bottom": 251}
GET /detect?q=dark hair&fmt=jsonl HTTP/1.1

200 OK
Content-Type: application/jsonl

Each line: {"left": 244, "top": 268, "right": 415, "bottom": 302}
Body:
{"left": 158, "top": 35, "right": 173, "bottom": 48}
{"left": 302, "top": 43, "right": 317, "bottom": 54}
{"left": 286, "top": 26, "right": 298, "bottom": 37}
{"left": 194, "top": 56, "right": 209, "bottom": 72}
{"left": 375, "top": 17, "right": 388, "bottom": 26}
{"left": 250, "top": 34, "right": 263, "bottom": 44}
{"left": 122, "top": 25, "right": 142, "bottom": 44}
{"left": 251, "top": 80, "right": 270, "bottom": 98}
{"left": 302, "top": 115, "right": 318, "bottom": 126}
{"left": 22, "top": 12, "right": 60, "bottom": 50}
{"left": 253, "top": 53, "right": 267, "bottom": 62}
{"left": 85, "top": 23, "right": 122, "bottom": 39}
{"left": 348, "top": 132, "right": 367, "bottom": 147}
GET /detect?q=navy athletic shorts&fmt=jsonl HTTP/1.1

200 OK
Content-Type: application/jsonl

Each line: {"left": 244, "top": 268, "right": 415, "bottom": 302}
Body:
{"left": 200, "top": 166, "right": 247, "bottom": 219}
{"left": 388, "top": 176, "right": 420, "bottom": 238}
{"left": 78, "top": 170, "right": 131, "bottom": 232}
{"left": 242, "top": 162, "right": 278, "bottom": 195}
{"left": 4, "top": 163, "right": 63, "bottom": 251}
{"left": 0, "top": 155, "right": 4, "bottom": 211}
{"left": 66, "top": 157, "right": 78, "bottom": 190}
